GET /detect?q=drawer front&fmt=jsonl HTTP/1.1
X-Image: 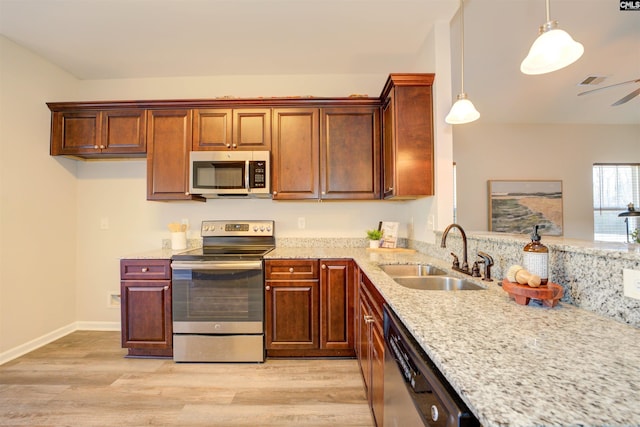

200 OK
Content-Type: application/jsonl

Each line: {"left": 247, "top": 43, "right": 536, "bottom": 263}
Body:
{"left": 265, "top": 259, "right": 319, "bottom": 280}
{"left": 121, "top": 259, "right": 171, "bottom": 280}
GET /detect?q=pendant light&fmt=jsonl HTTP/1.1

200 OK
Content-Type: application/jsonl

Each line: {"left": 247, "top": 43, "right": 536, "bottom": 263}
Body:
{"left": 446, "top": 0, "right": 480, "bottom": 125}
{"left": 520, "top": 0, "right": 584, "bottom": 75}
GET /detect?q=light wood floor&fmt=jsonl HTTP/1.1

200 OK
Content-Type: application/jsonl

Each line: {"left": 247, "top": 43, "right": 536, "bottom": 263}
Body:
{"left": 0, "top": 331, "right": 373, "bottom": 427}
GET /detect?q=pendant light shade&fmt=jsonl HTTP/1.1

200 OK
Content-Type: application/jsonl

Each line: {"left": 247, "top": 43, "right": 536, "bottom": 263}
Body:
{"left": 446, "top": 93, "right": 480, "bottom": 124}
{"left": 520, "top": 1, "right": 584, "bottom": 75}
{"left": 446, "top": 0, "right": 479, "bottom": 125}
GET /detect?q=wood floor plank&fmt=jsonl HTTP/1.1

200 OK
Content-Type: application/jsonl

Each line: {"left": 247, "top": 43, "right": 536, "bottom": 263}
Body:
{"left": 0, "top": 331, "right": 374, "bottom": 426}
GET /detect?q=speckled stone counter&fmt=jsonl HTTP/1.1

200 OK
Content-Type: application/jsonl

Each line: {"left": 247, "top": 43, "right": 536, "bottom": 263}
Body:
{"left": 266, "top": 247, "right": 640, "bottom": 427}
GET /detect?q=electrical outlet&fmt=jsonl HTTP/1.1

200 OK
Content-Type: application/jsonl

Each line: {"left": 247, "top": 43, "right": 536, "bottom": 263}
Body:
{"left": 298, "top": 217, "right": 306, "bottom": 229}
{"left": 623, "top": 269, "right": 640, "bottom": 300}
{"left": 107, "top": 292, "right": 121, "bottom": 308}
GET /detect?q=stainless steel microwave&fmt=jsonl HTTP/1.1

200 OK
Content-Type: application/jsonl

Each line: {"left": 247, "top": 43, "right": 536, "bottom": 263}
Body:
{"left": 189, "top": 151, "right": 270, "bottom": 198}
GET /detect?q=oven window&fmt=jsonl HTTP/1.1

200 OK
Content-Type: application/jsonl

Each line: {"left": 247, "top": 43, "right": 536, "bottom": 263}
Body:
{"left": 173, "top": 267, "right": 263, "bottom": 322}
{"left": 193, "top": 162, "right": 245, "bottom": 189}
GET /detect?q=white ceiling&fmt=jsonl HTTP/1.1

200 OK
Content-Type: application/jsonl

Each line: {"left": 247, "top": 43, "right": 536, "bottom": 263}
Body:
{"left": 1, "top": 0, "right": 639, "bottom": 124}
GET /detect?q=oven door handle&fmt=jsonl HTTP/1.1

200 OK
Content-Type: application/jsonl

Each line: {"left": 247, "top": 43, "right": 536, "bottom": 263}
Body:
{"left": 171, "top": 261, "right": 263, "bottom": 270}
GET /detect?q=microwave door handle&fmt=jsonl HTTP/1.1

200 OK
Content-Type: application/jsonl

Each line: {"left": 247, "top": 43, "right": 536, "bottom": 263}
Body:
{"left": 245, "top": 160, "right": 250, "bottom": 191}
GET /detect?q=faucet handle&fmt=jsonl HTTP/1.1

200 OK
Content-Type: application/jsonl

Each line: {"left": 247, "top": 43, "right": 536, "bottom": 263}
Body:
{"left": 476, "top": 251, "right": 494, "bottom": 282}
{"left": 450, "top": 252, "right": 460, "bottom": 268}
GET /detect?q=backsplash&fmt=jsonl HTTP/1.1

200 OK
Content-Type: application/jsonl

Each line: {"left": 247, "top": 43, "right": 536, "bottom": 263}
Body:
{"left": 425, "top": 232, "right": 640, "bottom": 327}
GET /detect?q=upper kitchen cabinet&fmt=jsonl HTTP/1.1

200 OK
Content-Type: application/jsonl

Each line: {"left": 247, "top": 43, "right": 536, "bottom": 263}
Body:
{"left": 380, "top": 74, "right": 435, "bottom": 199}
{"left": 320, "top": 107, "right": 380, "bottom": 200}
{"left": 192, "top": 108, "right": 271, "bottom": 150}
{"left": 271, "top": 108, "right": 320, "bottom": 200}
{"left": 48, "top": 106, "right": 146, "bottom": 158}
{"left": 271, "top": 104, "right": 381, "bottom": 201}
{"left": 146, "top": 109, "right": 202, "bottom": 201}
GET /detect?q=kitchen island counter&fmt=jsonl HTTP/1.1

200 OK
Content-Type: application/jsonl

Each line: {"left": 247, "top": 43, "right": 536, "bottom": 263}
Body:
{"left": 266, "top": 247, "right": 640, "bottom": 427}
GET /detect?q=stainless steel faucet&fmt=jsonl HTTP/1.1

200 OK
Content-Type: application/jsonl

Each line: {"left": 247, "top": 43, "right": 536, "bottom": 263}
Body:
{"left": 440, "top": 223, "right": 471, "bottom": 276}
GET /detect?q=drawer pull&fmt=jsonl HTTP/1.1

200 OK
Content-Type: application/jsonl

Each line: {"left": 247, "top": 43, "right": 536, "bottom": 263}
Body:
{"left": 321, "top": 264, "right": 326, "bottom": 269}
{"left": 289, "top": 267, "right": 294, "bottom": 273}
{"left": 265, "top": 285, "right": 271, "bottom": 291}
{"left": 364, "top": 315, "right": 375, "bottom": 324}
{"left": 141, "top": 267, "right": 149, "bottom": 272}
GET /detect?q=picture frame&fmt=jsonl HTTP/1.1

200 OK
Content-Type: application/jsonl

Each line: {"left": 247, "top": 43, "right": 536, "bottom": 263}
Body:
{"left": 488, "top": 180, "right": 563, "bottom": 235}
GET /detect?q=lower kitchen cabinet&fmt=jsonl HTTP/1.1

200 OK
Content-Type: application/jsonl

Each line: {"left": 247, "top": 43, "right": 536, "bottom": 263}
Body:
{"left": 265, "top": 259, "right": 355, "bottom": 357}
{"left": 120, "top": 259, "right": 173, "bottom": 358}
{"left": 357, "top": 269, "right": 385, "bottom": 426}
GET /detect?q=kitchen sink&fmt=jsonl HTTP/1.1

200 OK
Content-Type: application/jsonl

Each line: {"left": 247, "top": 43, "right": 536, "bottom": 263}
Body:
{"left": 393, "top": 276, "right": 485, "bottom": 291}
{"left": 379, "top": 263, "right": 446, "bottom": 277}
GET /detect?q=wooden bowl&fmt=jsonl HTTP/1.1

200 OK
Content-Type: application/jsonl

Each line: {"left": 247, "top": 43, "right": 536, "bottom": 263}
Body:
{"left": 501, "top": 279, "right": 564, "bottom": 307}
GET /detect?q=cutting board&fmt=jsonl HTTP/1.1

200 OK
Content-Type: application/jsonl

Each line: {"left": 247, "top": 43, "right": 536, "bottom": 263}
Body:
{"left": 502, "top": 279, "right": 563, "bottom": 307}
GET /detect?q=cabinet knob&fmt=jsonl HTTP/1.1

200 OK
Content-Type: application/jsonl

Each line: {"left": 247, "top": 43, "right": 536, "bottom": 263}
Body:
{"left": 232, "top": 144, "right": 237, "bottom": 148}
{"left": 185, "top": 192, "right": 190, "bottom": 196}
{"left": 273, "top": 191, "right": 278, "bottom": 196}
{"left": 100, "top": 145, "right": 105, "bottom": 149}
{"left": 265, "top": 285, "right": 271, "bottom": 291}
{"left": 94, "top": 145, "right": 99, "bottom": 149}
{"left": 289, "top": 267, "right": 294, "bottom": 273}
{"left": 226, "top": 144, "right": 231, "bottom": 148}
{"left": 321, "top": 264, "right": 326, "bottom": 269}
{"left": 164, "top": 286, "right": 169, "bottom": 291}
{"left": 141, "top": 267, "right": 149, "bottom": 272}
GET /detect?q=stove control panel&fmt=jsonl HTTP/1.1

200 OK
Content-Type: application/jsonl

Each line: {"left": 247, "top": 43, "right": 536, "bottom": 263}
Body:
{"left": 200, "top": 220, "right": 274, "bottom": 237}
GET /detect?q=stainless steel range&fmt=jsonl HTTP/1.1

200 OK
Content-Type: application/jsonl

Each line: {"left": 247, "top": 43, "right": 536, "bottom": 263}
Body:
{"left": 171, "top": 220, "right": 275, "bottom": 362}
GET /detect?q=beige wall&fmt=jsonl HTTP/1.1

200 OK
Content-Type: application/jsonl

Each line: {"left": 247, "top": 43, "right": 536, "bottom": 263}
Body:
{"left": 0, "top": 36, "right": 79, "bottom": 356}
{"left": 453, "top": 123, "right": 640, "bottom": 240}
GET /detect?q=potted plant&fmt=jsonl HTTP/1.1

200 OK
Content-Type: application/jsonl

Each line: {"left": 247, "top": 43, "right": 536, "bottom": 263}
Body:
{"left": 366, "top": 229, "right": 383, "bottom": 248}
{"left": 631, "top": 228, "right": 640, "bottom": 244}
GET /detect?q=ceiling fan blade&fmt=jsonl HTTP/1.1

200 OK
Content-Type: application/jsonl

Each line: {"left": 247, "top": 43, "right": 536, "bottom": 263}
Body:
{"left": 612, "top": 87, "right": 640, "bottom": 106}
{"left": 577, "top": 78, "right": 640, "bottom": 96}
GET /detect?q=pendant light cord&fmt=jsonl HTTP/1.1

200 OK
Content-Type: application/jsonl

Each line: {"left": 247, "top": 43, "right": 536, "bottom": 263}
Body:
{"left": 545, "top": 0, "right": 550, "bottom": 23}
{"left": 460, "top": 0, "right": 465, "bottom": 94}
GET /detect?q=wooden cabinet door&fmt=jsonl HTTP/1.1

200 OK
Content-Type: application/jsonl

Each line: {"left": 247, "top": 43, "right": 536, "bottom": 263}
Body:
{"left": 193, "top": 108, "right": 270, "bottom": 150}
{"left": 50, "top": 110, "right": 101, "bottom": 156}
{"left": 234, "top": 109, "right": 271, "bottom": 150}
{"left": 320, "top": 260, "right": 354, "bottom": 353}
{"left": 120, "top": 280, "right": 172, "bottom": 350}
{"left": 320, "top": 107, "right": 380, "bottom": 200}
{"left": 192, "top": 109, "right": 232, "bottom": 150}
{"left": 265, "top": 279, "right": 319, "bottom": 350}
{"left": 381, "top": 74, "right": 435, "bottom": 199}
{"left": 371, "top": 322, "right": 385, "bottom": 426}
{"left": 101, "top": 109, "right": 146, "bottom": 155}
{"left": 357, "top": 286, "right": 373, "bottom": 394}
{"left": 146, "top": 109, "right": 194, "bottom": 200}
{"left": 382, "top": 93, "right": 396, "bottom": 199}
{"left": 272, "top": 108, "right": 319, "bottom": 199}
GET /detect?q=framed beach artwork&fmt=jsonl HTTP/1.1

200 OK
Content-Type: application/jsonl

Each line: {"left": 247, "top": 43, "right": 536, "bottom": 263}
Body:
{"left": 488, "top": 180, "right": 563, "bottom": 236}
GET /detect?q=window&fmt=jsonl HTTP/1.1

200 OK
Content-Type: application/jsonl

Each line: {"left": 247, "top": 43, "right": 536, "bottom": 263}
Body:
{"left": 593, "top": 164, "right": 640, "bottom": 242}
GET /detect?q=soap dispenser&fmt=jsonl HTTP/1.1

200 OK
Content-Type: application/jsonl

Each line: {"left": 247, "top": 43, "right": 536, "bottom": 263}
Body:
{"left": 523, "top": 225, "right": 549, "bottom": 285}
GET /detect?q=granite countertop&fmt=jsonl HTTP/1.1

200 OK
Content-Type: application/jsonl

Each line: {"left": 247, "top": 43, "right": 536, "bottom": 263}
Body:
{"left": 266, "top": 247, "right": 640, "bottom": 427}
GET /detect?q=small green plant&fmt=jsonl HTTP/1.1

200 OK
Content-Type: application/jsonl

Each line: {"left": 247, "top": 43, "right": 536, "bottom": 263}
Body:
{"left": 631, "top": 228, "right": 640, "bottom": 244}
{"left": 366, "top": 229, "right": 383, "bottom": 240}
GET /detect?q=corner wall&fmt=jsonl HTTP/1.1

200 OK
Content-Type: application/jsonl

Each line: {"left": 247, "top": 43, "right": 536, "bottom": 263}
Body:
{"left": 0, "top": 36, "right": 79, "bottom": 358}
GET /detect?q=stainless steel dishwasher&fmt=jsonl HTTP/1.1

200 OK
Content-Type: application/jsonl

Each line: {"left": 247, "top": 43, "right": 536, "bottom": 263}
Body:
{"left": 383, "top": 305, "right": 479, "bottom": 427}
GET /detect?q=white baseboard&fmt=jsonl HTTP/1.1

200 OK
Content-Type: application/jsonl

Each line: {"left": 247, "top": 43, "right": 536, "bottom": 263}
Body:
{"left": 76, "top": 321, "right": 120, "bottom": 331}
{"left": 0, "top": 322, "right": 77, "bottom": 365}
{"left": 0, "top": 321, "right": 121, "bottom": 365}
